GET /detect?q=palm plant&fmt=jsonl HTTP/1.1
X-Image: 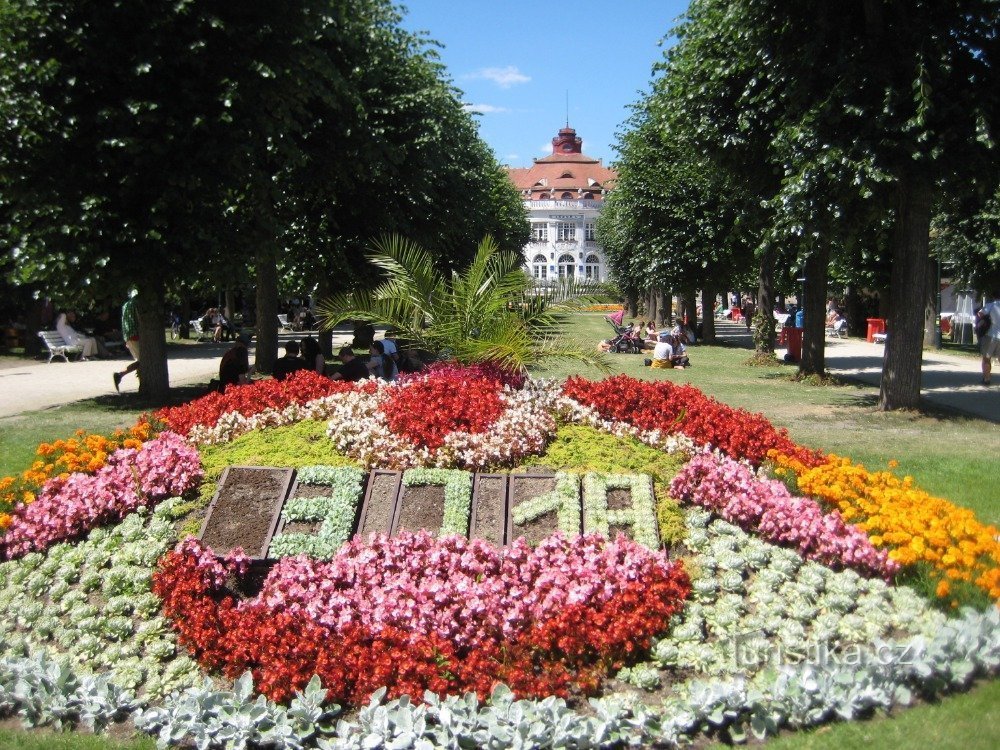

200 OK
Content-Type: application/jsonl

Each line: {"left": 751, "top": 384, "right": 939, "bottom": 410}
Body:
{"left": 316, "top": 235, "right": 610, "bottom": 373}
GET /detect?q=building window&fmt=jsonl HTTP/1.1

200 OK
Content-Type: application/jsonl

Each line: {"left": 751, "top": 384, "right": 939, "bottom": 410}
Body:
{"left": 583, "top": 192, "right": 595, "bottom": 199}
{"left": 560, "top": 192, "right": 574, "bottom": 199}
{"left": 532, "top": 254, "right": 547, "bottom": 280}
{"left": 531, "top": 224, "right": 548, "bottom": 243}
{"left": 539, "top": 192, "right": 550, "bottom": 199}
{"left": 585, "top": 222, "right": 596, "bottom": 241}
{"left": 558, "top": 253, "right": 576, "bottom": 279}
{"left": 585, "top": 254, "right": 601, "bottom": 280}
{"left": 556, "top": 222, "right": 576, "bottom": 242}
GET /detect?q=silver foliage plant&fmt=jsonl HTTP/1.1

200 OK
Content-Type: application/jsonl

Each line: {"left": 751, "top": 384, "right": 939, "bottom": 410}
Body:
{"left": 3, "top": 601, "right": 996, "bottom": 748}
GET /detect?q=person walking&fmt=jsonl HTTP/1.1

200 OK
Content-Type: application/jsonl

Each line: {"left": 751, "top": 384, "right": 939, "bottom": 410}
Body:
{"left": 976, "top": 290, "right": 1000, "bottom": 386}
{"left": 113, "top": 291, "right": 140, "bottom": 392}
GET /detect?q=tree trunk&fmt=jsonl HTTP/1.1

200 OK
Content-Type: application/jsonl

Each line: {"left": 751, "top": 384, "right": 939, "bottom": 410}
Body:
{"left": 923, "top": 254, "right": 938, "bottom": 348}
{"left": 255, "top": 245, "right": 280, "bottom": 374}
{"left": 799, "top": 245, "right": 830, "bottom": 376}
{"left": 879, "top": 170, "right": 932, "bottom": 410}
{"left": 225, "top": 289, "right": 236, "bottom": 324}
{"left": 645, "top": 288, "right": 657, "bottom": 324}
{"left": 755, "top": 249, "right": 776, "bottom": 353}
{"left": 654, "top": 288, "right": 667, "bottom": 327}
{"left": 625, "top": 292, "right": 638, "bottom": 318}
{"left": 680, "top": 288, "right": 697, "bottom": 329}
{"left": 24, "top": 299, "right": 45, "bottom": 357}
{"left": 314, "top": 272, "right": 334, "bottom": 358}
{"left": 701, "top": 286, "right": 716, "bottom": 343}
{"left": 136, "top": 277, "right": 169, "bottom": 401}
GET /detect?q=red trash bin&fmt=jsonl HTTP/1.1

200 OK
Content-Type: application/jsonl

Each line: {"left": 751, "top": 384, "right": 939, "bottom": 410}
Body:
{"left": 785, "top": 327, "right": 803, "bottom": 362}
{"left": 866, "top": 318, "right": 886, "bottom": 343}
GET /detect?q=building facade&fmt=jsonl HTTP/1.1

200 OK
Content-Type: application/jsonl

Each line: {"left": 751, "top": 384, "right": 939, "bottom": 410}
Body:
{"left": 507, "top": 126, "right": 617, "bottom": 283}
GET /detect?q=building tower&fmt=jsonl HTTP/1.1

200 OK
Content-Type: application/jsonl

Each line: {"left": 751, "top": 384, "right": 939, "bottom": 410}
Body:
{"left": 506, "top": 125, "right": 617, "bottom": 283}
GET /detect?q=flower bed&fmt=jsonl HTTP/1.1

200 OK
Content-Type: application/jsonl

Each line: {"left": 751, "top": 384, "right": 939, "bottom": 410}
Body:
{"left": 0, "top": 421, "right": 153, "bottom": 524}
{"left": 153, "top": 532, "right": 691, "bottom": 704}
{"left": 0, "top": 432, "right": 201, "bottom": 560}
{"left": 671, "top": 452, "right": 897, "bottom": 579}
{"left": 562, "top": 374, "right": 820, "bottom": 467}
{"left": 772, "top": 450, "right": 1000, "bottom": 603}
{"left": 1, "top": 367, "right": 998, "bottom": 748}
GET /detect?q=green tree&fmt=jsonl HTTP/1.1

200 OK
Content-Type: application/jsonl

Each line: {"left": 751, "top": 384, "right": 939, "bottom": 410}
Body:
{"left": 316, "top": 235, "right": 608, "bottom": 374}
{"left": 654, "top": 0, "right": 998, "bottom": 407}
{"left": 598, "top": 98, "right": 757, "bottom": 345}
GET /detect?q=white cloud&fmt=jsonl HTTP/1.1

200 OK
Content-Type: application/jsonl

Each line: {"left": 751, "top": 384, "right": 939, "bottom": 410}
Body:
{"left": 466, "top": 65, "right": 530, "bottom": 88}
{"left": 539, "top": 142, "right": 552, "bottom": 154}
{"left": 462, "top": 103, "right": 508, "bottom": 114}
{"left": 505, "top": 153, "right": 520, "bottom": 162}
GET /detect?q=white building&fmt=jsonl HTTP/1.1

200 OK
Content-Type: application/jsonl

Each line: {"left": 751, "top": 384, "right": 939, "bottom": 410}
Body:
{"left": 507, "top": 126, "right": 617, "bottom": 283}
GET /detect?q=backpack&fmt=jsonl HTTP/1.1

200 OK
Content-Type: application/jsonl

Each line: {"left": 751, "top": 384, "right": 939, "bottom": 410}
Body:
{"left": 976, "top": 312, "right": 991, "bottom": 337}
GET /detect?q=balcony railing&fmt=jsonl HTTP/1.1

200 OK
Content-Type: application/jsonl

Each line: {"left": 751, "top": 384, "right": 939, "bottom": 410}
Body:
{"left": 525, "top": 199, "right": 603, "bottom": 210}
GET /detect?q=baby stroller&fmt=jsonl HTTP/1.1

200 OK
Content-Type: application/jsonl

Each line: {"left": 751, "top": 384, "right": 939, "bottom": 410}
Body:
{"left": 604, "top": 310, "right": 645, "bottom": 354}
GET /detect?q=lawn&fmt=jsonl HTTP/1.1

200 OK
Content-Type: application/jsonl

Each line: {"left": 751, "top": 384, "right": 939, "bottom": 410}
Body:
{"left": 0, "top": 310, "right": 997, "bottom": 748}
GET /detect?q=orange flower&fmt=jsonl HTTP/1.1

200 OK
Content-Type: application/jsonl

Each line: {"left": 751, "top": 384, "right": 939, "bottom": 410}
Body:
{"left": 771, "top": 450, "right": 1000, "bottom": 604}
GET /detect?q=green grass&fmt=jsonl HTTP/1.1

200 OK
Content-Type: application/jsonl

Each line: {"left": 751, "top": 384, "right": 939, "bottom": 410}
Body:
{"left": 0, "top": 403, "right": 148, "bottom": 477}
{"left": 0, "top": 311, "right": 996, "bottom": 748}
{"left": 710, "top": 678, "right": 1000, "bottom": 750}
{"left": 539, "top": 313, "right": 999, "bottom": 524}
{"left": 0, "top": 729, "right": 155, "bottom": 750}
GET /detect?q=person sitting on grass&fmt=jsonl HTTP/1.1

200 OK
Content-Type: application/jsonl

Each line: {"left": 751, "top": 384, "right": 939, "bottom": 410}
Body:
{"left": 646, "top": 332, "right": 674, "bottom": 369}
{"left": 331, "top": 345, "right": 369, "bottom": 382}
{"left": 272, "top": 340, "right": 309, "bottom": 381}
{"left": 670, "top": 335, "right": 690, "bottom": 369}
{"left": 217, "top": 334, "right": 253, "bottom": 392}
{"left": 300, "top": 336, "right": 326, "bottom": 375}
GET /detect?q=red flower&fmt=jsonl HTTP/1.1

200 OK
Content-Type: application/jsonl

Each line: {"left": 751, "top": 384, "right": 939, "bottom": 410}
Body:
{"left": 563, "top": 375, "right": 822, "bottom": 468}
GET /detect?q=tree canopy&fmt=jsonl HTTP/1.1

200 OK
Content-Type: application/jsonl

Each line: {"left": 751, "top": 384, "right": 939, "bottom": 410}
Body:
{"left": 1, "top": 0, "right": 527, "bottom": 395}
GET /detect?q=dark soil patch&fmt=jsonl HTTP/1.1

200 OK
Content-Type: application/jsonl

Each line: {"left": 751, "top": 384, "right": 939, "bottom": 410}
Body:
{"left": 509, "top": 475, "right": 563, "bottom": 546}
{"left": 359, "top": 471, "right": 400, "bottom": 537}
{"left": 395, "top": 484, "right": 447, "bottom": 535}
{"left": 471, "top": 475, "right": 507, "bottom": 546}
{"left": 281, "top": 520, "right": 322, "bottom": 536}
{"left": 607, "top": 488, "right": 632, "bottom": 511}
{"left": 292, "top": 484, "right": 333, "bottom": 501}
{"left": 199, "top": 467, "right": 292, "bottom": 558}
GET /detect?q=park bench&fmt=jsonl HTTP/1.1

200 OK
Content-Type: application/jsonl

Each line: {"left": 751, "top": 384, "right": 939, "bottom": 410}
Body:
{"left": 189, "top": 319, "right": 212, "bottom": 342}
{"left": 38, "top": 331, "right": 84, "bottom": 363}
{"left": 873, "top": 332, "right": 887, "bottom": 344}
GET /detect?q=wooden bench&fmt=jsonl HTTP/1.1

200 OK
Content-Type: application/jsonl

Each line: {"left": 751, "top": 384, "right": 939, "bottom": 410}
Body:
{"left": 38, "top": 331, "right": 84, "bottom": 363}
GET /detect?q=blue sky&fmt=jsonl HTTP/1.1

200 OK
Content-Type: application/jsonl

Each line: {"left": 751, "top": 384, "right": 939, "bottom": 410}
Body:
{"left": 400, "top": 1, "right": 691, "bottom": 167}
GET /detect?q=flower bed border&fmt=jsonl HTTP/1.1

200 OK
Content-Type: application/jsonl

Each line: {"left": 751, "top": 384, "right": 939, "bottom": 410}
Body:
{"left": 470, "top": 473, "right": 509, "bottom": 546}
{"left": 356, "top": 469, "right": 403, "bottom": 538}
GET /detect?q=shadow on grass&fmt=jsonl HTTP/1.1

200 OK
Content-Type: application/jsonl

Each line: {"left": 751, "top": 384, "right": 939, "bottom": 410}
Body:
{"left": 85, "top": 384, "right": 213, "bottom": 413}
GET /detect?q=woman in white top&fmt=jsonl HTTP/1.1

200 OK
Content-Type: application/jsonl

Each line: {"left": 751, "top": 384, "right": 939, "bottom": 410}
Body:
{"left": 55, "top": 311, "right": 101, "bottom": 359}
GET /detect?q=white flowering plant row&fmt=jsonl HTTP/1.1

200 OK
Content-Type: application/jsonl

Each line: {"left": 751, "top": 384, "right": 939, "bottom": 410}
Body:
{"left": 401, "top": 468, "right": 473, "bottom": 537}
{"left": 511, "top": 472, "right": 582, "bottom": 535}
{"left": 612, "top": 508, "right": 950, "bottom": 698}
{"left": 268, "top": 467, "right": 366, "bottom": 560}
{"left": 582, "top": 472, "right": 660, "bottom": 549}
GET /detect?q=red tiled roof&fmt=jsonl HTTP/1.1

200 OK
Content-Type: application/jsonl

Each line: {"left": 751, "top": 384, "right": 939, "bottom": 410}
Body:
{"left": 506, "top": 127, "right": 617, "bottom": 198}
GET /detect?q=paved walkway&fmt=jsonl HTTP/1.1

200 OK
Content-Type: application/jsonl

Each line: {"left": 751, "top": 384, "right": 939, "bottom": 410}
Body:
{"left": 0, "top": 331, "right": 354, "bottom": 418}
{"left": 714, "top": 319, "right": 998, "bottom": 423}
{"left": 2, "top": 326, "right": 996, "bottom": 423}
